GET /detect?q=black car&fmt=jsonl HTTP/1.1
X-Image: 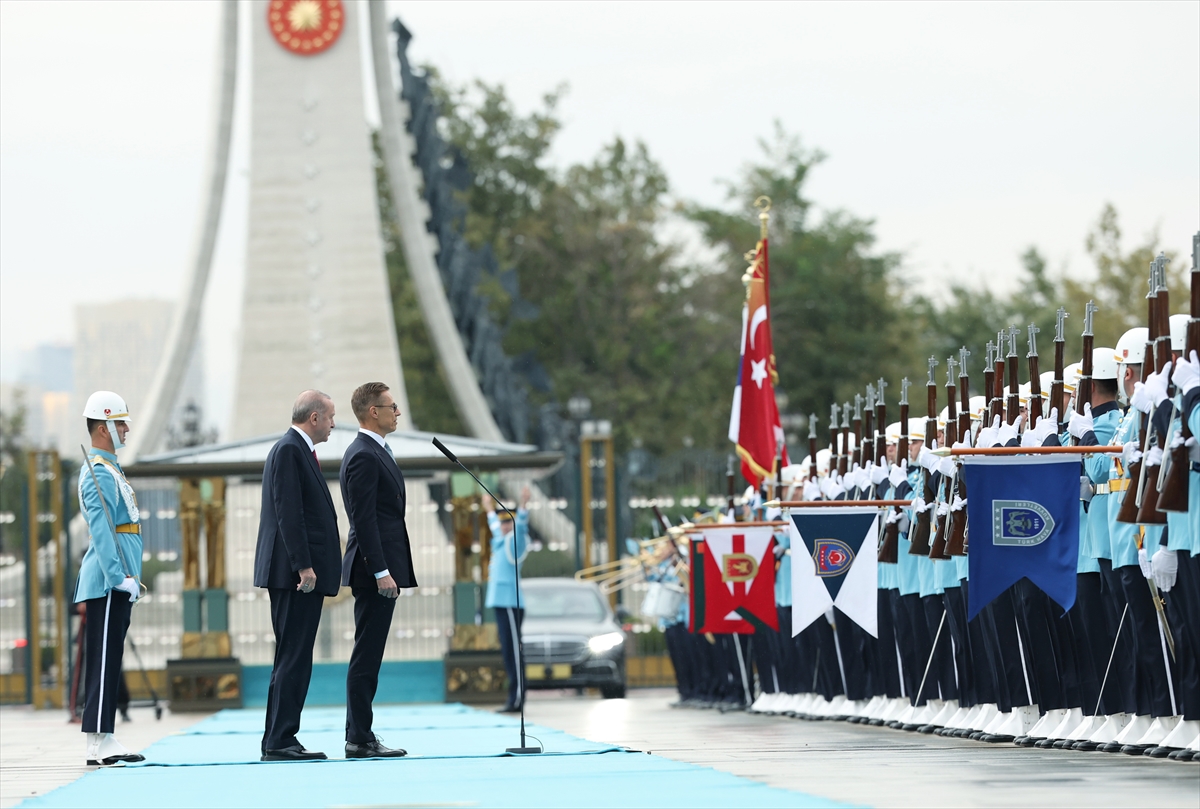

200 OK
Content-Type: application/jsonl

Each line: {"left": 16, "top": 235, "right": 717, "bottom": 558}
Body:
{"left": 519, "top": 578, "right": 627, "bottom": 698}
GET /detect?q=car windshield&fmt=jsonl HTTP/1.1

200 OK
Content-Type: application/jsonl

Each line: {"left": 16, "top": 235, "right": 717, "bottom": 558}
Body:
{"left": 522, "top": 585, "right": 607, "bottom": 620}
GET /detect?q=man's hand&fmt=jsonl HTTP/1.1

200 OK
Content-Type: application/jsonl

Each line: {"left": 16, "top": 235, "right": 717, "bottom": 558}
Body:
{"left": 1067, "top": 404, "right": 1094, "bottom": 440}
{"left": 977, "top": 416, "right": 1001, "bottom": 448}
{"left": 869, "top": 462, "right": 889, "bottom": 486}
{"left": 1172, "top": 350, "right": 1200, "bottom": 395}
{"left": 376, "top": 574, "right": 399, "bottom": 599}
{"left": 996, "top": 414, "right": 1024, "bottom": 447}
{"left": 481, "top": 493, "right": 494, "bottom": 512}
{"left": 1122, "top": 441, "right": 1142, "bottom": 468}
{"left": 888, "top": 460, "right": 908, "bottom": 489}
{"left": 297, "top": 567, "right": 317, "bottom": 593}
{"left": 116, "top": 577, "right": 140, "bottom": 602}
{"left": 1151, "top": 548, "right": 1177, "bottom": 593}
{"left": 520, "top": 485, "right": 532, "bottom": 509}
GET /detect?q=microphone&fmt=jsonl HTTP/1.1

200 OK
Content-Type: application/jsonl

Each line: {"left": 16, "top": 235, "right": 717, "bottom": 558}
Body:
{"left": 431, "top": 438, "right": 541, "bottom": 755}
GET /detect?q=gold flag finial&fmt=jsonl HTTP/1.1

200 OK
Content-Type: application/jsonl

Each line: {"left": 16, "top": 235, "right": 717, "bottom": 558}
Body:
{"left": 754, "top": 196, "right": 771, "bottom": 239}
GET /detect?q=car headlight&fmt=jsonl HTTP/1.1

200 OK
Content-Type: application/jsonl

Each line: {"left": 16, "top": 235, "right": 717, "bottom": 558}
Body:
{"left": 587, "top": 631, "right": 624, "bottom": 654}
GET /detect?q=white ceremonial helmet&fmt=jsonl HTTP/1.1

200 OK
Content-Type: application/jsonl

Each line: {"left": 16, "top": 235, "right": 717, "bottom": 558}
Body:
{"left": 1114, "top": 327, "right": 1148, "bottom": 367}
{"left": 885, "top": 421, "right": 902, "bottom": 445}
{"left": 968, "top": 395, "right": 987, "bottom": 422}
{"left": 815, "top": 448, "right": 832, "bottom": 477}
{"left": 1018, "top": 383, "right": 1031, "bottom": 406}
{"left": 937, "top": 406, "right": 949, "bottom": 429}
{"left": 1170, "top": 314, "right": 1188, "bottom": 351}
{"left": 781, "top": 463, "right": 807, "bottom": 484}
{"left": 907, "top": 417, "right": 927, "bottom": 442}
{"left": 1092, "top": 347, "right": 1118, "bottom": 381}
{"left": 82, "top": 391, "right": 132, "bottom": 449}
{"left": 1063, "top": 362, "right": 1082, "bottom": 394}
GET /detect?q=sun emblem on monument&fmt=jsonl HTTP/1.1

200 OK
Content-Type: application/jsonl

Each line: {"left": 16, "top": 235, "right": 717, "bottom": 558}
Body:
{"left": 268, "top": 0, "right": 344, "bottom": 56}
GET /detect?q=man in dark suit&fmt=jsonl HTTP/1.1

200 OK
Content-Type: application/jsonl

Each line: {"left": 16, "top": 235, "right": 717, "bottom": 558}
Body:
{"left": 253, "top": 390, "right": 342, "bottom": 761}
{"left": 340, "top": 382, "right": 417, "bottom": 758}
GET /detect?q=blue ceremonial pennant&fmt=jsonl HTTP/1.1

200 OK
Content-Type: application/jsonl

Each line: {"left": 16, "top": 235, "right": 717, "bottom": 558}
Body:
{"left": 962, "top": 456, "right": 1080, "bottom": 620}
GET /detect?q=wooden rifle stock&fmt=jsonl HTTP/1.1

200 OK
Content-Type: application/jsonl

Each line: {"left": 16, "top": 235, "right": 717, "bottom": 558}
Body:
{"left": 930, "top": 361, "right": 958, "bottom": 560}
{"left": 1028, "top": 354, "right": 1043, "bottom": 425}
{"left": 1006, "top": 329, "right": 1021, "bottom": 424}
{"left": 946, "top": 357, "right": 970, "bottom": 557}
{"left": 1137, "top": 270, "right": 1171, "bottom": 523}
{"left": 1160, "top": 257, "right": 1199, "bottom": 511}
{"left": 992, "top": 333, "right": 1007, "bottom": 424}
{"left": 1118, "top": 285, "right": 1157, "bottom": 523}
{"left": 879, "top": 398, "right": 909, "bottom": 564}
{"left": 909, "top": 370, "right": 938, "bottom": 556}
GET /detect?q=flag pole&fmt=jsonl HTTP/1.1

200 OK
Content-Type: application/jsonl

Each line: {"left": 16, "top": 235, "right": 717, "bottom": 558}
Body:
{"left": 935, "top": 446, "right": 1122, "bottom": 457}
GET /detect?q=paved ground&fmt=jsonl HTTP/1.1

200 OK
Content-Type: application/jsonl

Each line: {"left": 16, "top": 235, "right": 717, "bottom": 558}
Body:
{"left": 523, "top": 690, "right": 1200, "bottom": 808}
{"left": 2, "top": 692, "right": 1196, "bottom": 808}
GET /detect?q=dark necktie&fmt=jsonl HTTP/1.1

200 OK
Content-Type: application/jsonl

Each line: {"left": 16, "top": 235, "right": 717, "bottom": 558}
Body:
{"left": 311, "top": 450, "right": 319, "bottom": 466}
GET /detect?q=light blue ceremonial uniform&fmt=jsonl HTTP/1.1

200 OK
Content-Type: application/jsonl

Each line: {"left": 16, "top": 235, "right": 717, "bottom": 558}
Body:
{"left": 1164, "top": 397, "right": 1199, "bottom": 555}
{"left": 896, "top": 467, "right": 923, "bottom": 596}
{"left": 1081, "top": 406, "right": 1122, "bottom": 560}
{"left": 484, "top": 509, "right": 530, "bottom": 609}
{"left": 774, "top": 531, "right": 793, "bottom": 608}
{"left": 877, "top": 482, "right": 899, "bottom": 590}
{"left": 74, "top": 449, "right": 142, "bottom": 602}
{"left": 1106, "top": 409, "right": 1164, "bottom": 568}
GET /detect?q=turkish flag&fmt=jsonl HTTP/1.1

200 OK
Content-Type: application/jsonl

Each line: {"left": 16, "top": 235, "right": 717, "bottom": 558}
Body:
{"left": 728, "top": 237, "right": 787, "bottom": 486}
{"left": 689, "top": 525, "right": 778, "bottom": 634}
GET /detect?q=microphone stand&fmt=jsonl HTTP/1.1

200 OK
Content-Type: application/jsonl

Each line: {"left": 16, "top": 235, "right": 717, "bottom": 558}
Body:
{"left": 433, "top": 438, "right": 541, "bottom": 754}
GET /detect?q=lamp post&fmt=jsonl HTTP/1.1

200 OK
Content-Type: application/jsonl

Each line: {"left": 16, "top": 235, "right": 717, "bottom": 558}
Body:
{"left": 579, "top": 418, "right": 616, "bottom": 606}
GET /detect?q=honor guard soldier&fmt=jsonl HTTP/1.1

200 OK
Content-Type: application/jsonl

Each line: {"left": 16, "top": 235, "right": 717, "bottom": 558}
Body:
{"left": 75, "top": 391, "right": 145, "bottom": 767}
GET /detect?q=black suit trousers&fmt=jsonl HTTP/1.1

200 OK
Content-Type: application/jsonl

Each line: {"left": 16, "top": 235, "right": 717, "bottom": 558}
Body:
{"left": 263, "top": 587, "right": 325, "bottom": 752}
{"left": 82, "top": 590, "right": 133, "bottom": 734}
{"left": 346, "top": 586, "right": 397, "bottom": 743}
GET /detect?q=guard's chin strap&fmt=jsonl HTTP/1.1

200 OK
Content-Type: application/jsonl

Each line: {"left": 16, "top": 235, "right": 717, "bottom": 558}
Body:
{"left": 108, "top": 420, "right": 125, "bottom": 450}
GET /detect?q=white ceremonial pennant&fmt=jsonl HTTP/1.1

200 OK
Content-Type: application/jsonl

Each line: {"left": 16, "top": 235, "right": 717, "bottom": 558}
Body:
{"left": 790, "top": 507, "right": 880, "bottom": 638}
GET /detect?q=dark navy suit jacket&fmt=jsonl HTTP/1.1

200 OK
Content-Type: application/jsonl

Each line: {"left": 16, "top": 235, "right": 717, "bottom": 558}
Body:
{"left": 339, "top": 432, "right": 418, "bottom": 589}
{"left": 253, "top": 428, "right": 342, "bottom": 596}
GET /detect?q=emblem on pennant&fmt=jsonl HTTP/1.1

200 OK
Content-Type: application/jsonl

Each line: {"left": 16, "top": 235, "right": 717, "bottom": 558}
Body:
{"left": 812, "top": 538, "right": 855, "bottom": 577}
{"left": 721, "top": 553, "right": 758, "bottom": 583}
{"left": 992, "top": 499, "right": 1055, "bottom": 546}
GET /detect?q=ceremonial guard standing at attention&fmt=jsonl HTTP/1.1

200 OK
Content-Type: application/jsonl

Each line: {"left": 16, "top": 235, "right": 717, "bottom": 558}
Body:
{"left": 483, "top": 489, "right": 531, "bottom": 713}
{"left": 254, "top": 390, "right": 342, "bottom": 761}
{"left": 340, "top": 382, "right": 415, "bottom": 759}
{"left": 76, "top": 391, "right": 145, "bottom": 767}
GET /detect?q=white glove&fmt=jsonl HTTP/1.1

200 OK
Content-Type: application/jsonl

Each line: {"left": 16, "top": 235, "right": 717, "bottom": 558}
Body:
{"left": 1146, "top": 361, "right": 1172, "bottom": 407}
{"left": 935, "top": 501, "right": 950, "bottom": 518}
{"left": 885, "top": 508, "right": 904, "bottom": 524}
{"left": 909, "top": 496, "right": 928, "bottom": 514}
{"left": 1170, "top": 432, "right": 1197, "bottom": 451}
{"left": 917, "top": 445, "right": 940, "bottom": 473}
{"left": 949, "top": 494, "right": 967, "bottom": 512}
{"left": 1138, "top": 547, "right": 1153, "bottom": 579}
{"left": 850, "top": 465, "right": 867, "bottom": 491}
{"left": 116, "top": 577, "right": 139, "bottom": 602}
{"left": 1145, "top": 445, "right": 1163, "bottom": 467}
{"left": 976, "top": 415, "right": 1001, "bottom": 449}
{"left": 888, "top": 460, "right": 908, "bottom": 488}
{"left": 1067, "top": 404, "right": 1094, "bottom": 440}
{"left": 1028, "top": 407, "right": 1060, "bottom": 446}
{"left": 1151, "top": 548, "right": 1178, "bottom": 592}
{"left": 996, "top": 414, "right": 1024, "bottom": 446}
{"left": 1122, "top": 441, "right": 1142, "bottom": 468}
{"left": 869, "top": 462, "right": 889, "bottom": 485}
{"left": 1129, "top": 381, "right": 1154, "bottom": 414}
{"left": 802, "top": 479, "right": 821, "bottom": 502}
{"left": 937, "top": 456, "right": 957, "bottom": 477}
{"left": 1172, "top": 350, "right": 1200, "bottom": 395}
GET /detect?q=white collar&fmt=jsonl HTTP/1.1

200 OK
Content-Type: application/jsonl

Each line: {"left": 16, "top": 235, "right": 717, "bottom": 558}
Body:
{"left": 290, "top": 425, "right": 316, "bottom": 452}
{"left": 358, "top": 428, "right": 388, "bottom": 448}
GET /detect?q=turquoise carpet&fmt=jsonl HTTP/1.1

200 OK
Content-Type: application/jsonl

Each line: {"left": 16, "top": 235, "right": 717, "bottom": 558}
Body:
{"left": 19, "top": 705, "right": 851, "bottom": 808}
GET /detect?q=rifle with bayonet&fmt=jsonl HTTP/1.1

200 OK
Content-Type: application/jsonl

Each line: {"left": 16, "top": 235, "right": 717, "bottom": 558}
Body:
{"left": 852, "top": 393, "right": 864, "bottom": 472}
{"left": 910, "top": 357, "right": 939, "bottom": 555}
{"left": 1028, "top": 324, "right": 1044, "bottom": 426}
{"left": 1073, "top": 301, "right": 1097, "bottom": 446}
{"left": 1118, "top": 266, "right": 1159, "bottom": 523}
{"left": 829, "top": 402, "right": 841, "bottom": 482}
{"left": 929, "top": 355, "right": 959, "bottom": 560}
{"left": 807, "top": 413, "right": 819, "bottom": 483}
{"left": 861, "top": 387, "right": 875, "bottom": 498}
{"left": 839, "top": 402, "right": 851, "bottom": 478}
{"left": 992, "top": 330, "right": 1007, "bottom": 424}
{"left": 1052, "top": 307, "right": 1068, "bottom": 433}
{"left": 983, "top": 341, "right": 996, "bottom": 426}
{"left": 1159, "top": 235, "right": 1200, "bottom": 512}
{"left": 1007, "top": 325, "right": 1021, "bottom": 425}
{"left": 947, "top": 347, "right": 971, "bottom": 556}
{"left": 1137, "top": 258, "right": 1171, "bottom": 524}
{"left": 726, "top": 455, "right": 737, "bottom": 517}
{"left": 878, "top": 378, "right": 909, "bottom": 564}
{"left": 875, "top": 377, "right": 888, "bottom": 496}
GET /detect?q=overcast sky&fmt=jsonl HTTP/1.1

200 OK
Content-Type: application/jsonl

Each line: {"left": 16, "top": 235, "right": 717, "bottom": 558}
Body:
{"left": 1, "top": 0, "right": 1196, "bottom": 434}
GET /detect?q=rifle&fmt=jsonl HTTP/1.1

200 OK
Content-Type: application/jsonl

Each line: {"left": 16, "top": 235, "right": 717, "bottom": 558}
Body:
{"left": 930, "top": 355, "right": 959, "bottom": 560}
{"left": 909, "top": 357, "right": 939, "bottom": 555}
{"left": 1118, "top": 266, "right": 1159, "bottom": 523}
{"left": 878, "top": 377, "right": 909, "bottom": 564}
{"left": 852, "top": 393, "right": 864, "bottom": 472}
{"left": 1136, "top": 257, "right": 1171, "bottom": 524}
{"left": 875, "top": 377, "right": 889, "bottom": 485}
{"left": 861, "top": 386, "right": 875, "bottom": 497}
{"left": 1052, "top": 307, "right": 1068, "bottom": 433}
{"left": 947, "top": 347, "right": 971, "bottom": 556}
{"left": 839, "top": 401, "right": 851, "bottom": 478}
{"left": 1006, "top": 324, "right": 1022, "bottom": 425}
{"left": 807, "top": 413, "right": 819, "bottom": 482}
{"left": 1159, "top": 235, "right": 1200, "bottom": 511}
{"left": 726, "top": 455, "right": 737, "bottom": 517}
{"left": 983, "top": 341, "right": 996, "bottom": 426}
{"left": 992, "top": 330, "right": 1007, "bottom": 424}
{"left": 829, "top": 402, "right": 841, "bottom": 480}
{"left": 1073, "top": 301, "right": 1097, "bottom": 446}
{"left": 1027, "top": 324, "right": 1044, "bottom": 426}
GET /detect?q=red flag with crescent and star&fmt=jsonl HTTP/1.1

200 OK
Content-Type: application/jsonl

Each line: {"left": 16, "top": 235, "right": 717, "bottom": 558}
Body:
{"left": 689, "top": 525, "right": 778, "bottom": 634}
{"left": 728, "top": 237, "right": 788, "bottom": 486}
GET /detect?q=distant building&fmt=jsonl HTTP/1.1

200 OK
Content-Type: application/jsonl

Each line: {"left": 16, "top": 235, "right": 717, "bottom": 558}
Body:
{"left": 73, "top": 300, "right": 206, "bottom": 454}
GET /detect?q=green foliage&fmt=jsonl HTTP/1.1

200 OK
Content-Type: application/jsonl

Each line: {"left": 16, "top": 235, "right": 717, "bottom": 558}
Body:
{"left": 521, "top": 549, "right": 576, "bottom": 578}
{"left": 0, "top": 394, "right": 28, "bottom": 556}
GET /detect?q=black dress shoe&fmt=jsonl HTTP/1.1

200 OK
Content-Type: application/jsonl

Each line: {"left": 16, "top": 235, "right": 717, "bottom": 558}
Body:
{"left": 346, "top": 739, "right": 407, "bottom": 759}
{"left": 496, "top": 703, "right": 522, "bottom": 714}
{"left": 1144, "top": 746, "right": 1175, "bottom": 758}
{"left": 261, "top": 746, "right": 327, "bottom": 762}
